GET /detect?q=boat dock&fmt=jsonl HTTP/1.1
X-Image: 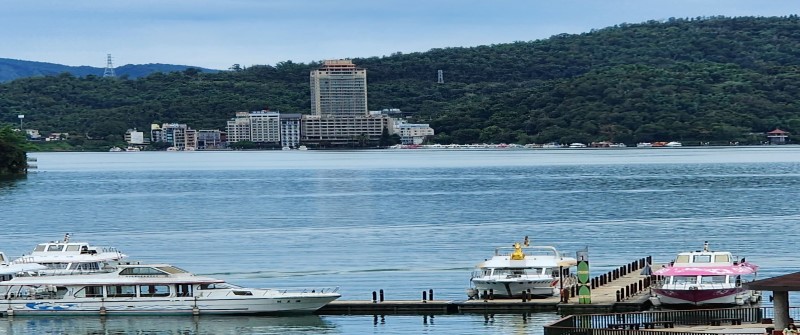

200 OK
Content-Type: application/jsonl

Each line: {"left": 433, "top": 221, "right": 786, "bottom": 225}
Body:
{"left": 318, "top": 257, "right": 659, "bottom": 315}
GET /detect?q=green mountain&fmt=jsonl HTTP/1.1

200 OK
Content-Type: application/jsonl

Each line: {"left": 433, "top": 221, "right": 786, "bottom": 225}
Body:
{"left": 0, "top": 58, "right": 218, "bottom": 82}
{"left": 2, "top": 15, "right": 800, "bottom": 146}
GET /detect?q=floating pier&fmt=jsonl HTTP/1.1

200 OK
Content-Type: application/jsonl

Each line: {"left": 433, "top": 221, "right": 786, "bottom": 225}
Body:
{"left": 318, "top": 257, "right": 659, "bottom": 315}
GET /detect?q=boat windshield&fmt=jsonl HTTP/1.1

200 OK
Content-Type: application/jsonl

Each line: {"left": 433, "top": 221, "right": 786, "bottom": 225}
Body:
{"left": 672, "top": 276, "right": 697, "bottom": 285}
{"left": 493, "top": 268, "right": 545, "bottom": 276}
{"left": 693, "top": 255, "right": 712, "bottom": 263}
{"left": 700, "top": 275, "right": 727, "bottom": 284}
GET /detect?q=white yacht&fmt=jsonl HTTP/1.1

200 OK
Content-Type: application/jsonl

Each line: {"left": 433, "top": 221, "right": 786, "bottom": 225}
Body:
{"left": 13, "top": 234, "right": 126, "bottom": 275}
{"left": 468, "top": 239, "right": 577, "bottom": 299}
{"left": 0, "top": 252, "right": 46, "bottom": 282}
{"left": 0, "top": 263, "right": 340, "bottom": 316}
{"left": 665, "top": 141, "right": 683, "bottom": 147}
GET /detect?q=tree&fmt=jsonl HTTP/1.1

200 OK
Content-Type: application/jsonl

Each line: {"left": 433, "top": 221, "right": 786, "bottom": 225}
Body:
{"left": 0, "top": 126, "right": 28, "bottom": 175}
{"left": 379, "top": 127, "right": 393, "bottom": 147}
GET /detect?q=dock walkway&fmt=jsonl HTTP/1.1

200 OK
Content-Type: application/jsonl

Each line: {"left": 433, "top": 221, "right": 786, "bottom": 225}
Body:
{"left": 318, "top": 257, "right": 659, "bottom": 315}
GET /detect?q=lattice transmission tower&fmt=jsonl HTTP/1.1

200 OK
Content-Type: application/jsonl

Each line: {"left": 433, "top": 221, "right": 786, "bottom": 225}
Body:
{"left": 103, "top": 54, "right": 116, "bottom": 78}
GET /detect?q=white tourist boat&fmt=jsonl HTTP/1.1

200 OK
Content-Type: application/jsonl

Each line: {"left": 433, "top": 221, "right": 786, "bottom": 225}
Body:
{"left": 650, "top": 242, "right": 759, "bottom": 306}
{"left": 13, "top": 234, "right": 127, "bottom": 275}
{"left": 665, "top": 141, "right": 683, "bottom": 147}
{"left": 0, "top": 262, "right": 340, "bottom": 316}
{"left": 0, "top": 252, "right": 46, "bottom": 282}
{"left": 467, "top": 238, "right": 577, "bottom": 299}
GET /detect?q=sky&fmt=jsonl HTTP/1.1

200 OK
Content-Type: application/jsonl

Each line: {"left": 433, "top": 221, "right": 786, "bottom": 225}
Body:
{"left": 1, "top": 0, "right": 798, "bottom": 70}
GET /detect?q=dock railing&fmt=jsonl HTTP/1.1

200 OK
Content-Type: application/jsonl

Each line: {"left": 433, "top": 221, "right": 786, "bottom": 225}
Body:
{"left": 544, "top": 306, "right": 800, "bottom": 335}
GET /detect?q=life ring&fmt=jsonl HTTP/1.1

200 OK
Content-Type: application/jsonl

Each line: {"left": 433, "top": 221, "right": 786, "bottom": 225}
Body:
{"left": 551, "top": 280, "right": 559, "bottom": 287}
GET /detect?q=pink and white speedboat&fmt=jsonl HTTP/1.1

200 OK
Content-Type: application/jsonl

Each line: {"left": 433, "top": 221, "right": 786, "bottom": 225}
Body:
{"left": 651, "top": 242, "right": 760, "bottom": 306}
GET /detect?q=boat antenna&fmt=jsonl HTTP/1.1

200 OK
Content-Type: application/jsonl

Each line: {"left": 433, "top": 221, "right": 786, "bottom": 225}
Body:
{"left": 703, "top": 241, "right": 709, "bottom": 252}
{"left": 64, "top": 233, "right": 71, "bottom": 243}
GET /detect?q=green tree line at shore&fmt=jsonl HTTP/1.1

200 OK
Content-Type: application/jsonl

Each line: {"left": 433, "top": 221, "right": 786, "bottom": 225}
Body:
{"left": 0, "top": 126, "right": 28, "bottom": 175}
{"left": 2, "top": 15, "right": 800, "bottom": 146}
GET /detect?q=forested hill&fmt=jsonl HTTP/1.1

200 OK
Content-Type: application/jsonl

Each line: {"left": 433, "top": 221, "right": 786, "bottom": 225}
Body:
{"left": 0, "top": 58, "right": 218, "bottom": 82}
{"left": 2, "top": 15, "right": 800, "bottom": 146}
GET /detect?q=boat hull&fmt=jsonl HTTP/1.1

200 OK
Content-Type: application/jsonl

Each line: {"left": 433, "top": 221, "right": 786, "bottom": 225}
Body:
{"left": 471, "top": 278, "right": 558, "bottom": 298}
{"left": 651, "top": 287, "right": 751, "bottom": 306}
{"left": 1, "top": 294, "right": 340, "bottom": 316}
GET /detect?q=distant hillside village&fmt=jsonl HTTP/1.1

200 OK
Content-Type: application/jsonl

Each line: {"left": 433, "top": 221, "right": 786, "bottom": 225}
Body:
{"left": 22, "top": 59, "right": 435, "bottom": 151}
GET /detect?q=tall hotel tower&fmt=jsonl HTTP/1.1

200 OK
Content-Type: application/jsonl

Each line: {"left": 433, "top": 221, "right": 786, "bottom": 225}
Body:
{"left": 310, "top": 59, "right": 368, "bottom": 117}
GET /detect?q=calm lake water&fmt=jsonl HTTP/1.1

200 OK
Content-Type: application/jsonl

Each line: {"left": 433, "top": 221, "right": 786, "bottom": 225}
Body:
{"left": 2, "top": 147, "right": 799, "bottom": 334}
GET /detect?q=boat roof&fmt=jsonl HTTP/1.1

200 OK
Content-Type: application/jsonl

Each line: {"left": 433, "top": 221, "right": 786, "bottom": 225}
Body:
{"left": 0, "top": 263, "right": 224, "bottom": 286}
{"left": 656, "top": 242, "right": 758, "bottom": 275}
{"left": 478, "top": 245, "right": 577, "bottom": 269}
{"left": 17, "top": 240, "right": 126, "bottom": 263}
{"left": 654, "top": 263, "right": 758, "bottom": 276}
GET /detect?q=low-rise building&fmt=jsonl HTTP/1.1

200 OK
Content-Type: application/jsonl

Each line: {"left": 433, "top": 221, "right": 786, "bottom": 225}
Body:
{"left": 151, "top": 123, "right": 196, "bottom": 150}
{"left": 197, "top": 130, "right": 225, "bottom": 150}
{"left": 301, "top": 114, "right": 394, "bottom": 146}
{"left": 226, "top": 112, "right": 251, "bottom": 143}
{"left": 394, "top": 121, "right": 434, "bottom": 145}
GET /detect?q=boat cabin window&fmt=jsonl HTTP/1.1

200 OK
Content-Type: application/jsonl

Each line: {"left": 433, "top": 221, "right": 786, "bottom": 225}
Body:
{"left": 65, "top": 245, "right": 81, "bottom": 252}
{"left": 714, "top": 254, "right": 730, "bottom": 263}
{"left": 692, "top": 255, "right": 712, "bottom": 263}
{"left": 139, "top": 285, "right": 170, "bottom": 297}
{"left": 120, "top": 267, "right": 167, "bottom": 276}
{"left": 106, "top": 285, "right": 136, "bottom": 297}
{"left": 0, "top": 254, "right": 5, "bottom": 263}
{"left": 42, "top": 263, "right": 69, "bottom": 270}
{"left": 34, "top": 244, "right": 46, "bottom": 252}
{"left": 701, "top": 275, "right": 727, "bottom": 284}
{"left": 675, "top": 255, "right": 690, "bottom": 263}
{"left": 157, "top": 266, "right": 188, "bottom": 274}
{"left": 74, "top": 263, "right": 100, "bottom": 272}
{"left": 75, "top": 285, "right": 104, "bottom": 298}
{"left": 672, "top": 276, "right": 696, "bottom": 285}
{"left": 47, "top": 245, "right": 64, "bottom": 252}
{"left": 200, "top": 283, "right": 226, "bottom": 290}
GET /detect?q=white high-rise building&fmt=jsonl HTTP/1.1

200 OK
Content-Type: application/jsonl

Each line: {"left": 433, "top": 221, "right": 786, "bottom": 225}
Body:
{"left": 310, "top": 59, "right": 368, "bottom": 117}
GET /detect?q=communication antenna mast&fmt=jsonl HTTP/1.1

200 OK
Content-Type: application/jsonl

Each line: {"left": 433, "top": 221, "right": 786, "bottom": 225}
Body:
{"left": 437, "top": 70, "right": 444, "bottom": 84}
{"left": 103, "top": 54, "right": 117, "bottom": 78}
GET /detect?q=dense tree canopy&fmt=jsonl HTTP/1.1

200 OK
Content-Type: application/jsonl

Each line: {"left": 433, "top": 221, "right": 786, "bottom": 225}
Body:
{"left": 0, "top": 126, "right": 27, "bottom": 175}
{"left": 2, "top": 16, "right": 800, "bottom": 146}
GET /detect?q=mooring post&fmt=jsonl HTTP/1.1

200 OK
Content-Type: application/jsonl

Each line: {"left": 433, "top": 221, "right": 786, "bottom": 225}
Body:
{"left": 379, "top": 289, "right": 384, "bottom": 302}
{"left": 429, "top": 289, "right": 434, "bottom": 301}
{"left": 422, "top": 290, "right": 427, "bottom": 303}
{"left": 372, "top": 291, "right": 377, "bottom": 303}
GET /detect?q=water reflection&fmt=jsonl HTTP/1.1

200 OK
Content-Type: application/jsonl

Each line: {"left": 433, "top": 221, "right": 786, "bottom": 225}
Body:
{"left": 0, "top": 315, "right": 335, "bottom": 335}
{"left": 0, "top": 176, "right": 24, "bottom": 195}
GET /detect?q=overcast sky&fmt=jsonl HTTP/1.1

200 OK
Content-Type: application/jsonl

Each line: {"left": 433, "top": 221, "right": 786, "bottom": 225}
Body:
{"left": 2, "top": 0, "right": 797, "bottom": 70}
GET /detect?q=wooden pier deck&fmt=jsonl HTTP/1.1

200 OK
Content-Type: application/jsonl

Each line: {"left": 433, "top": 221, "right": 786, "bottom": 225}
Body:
{"left": 317, "top": 258, "right": 660, "bottom": 315}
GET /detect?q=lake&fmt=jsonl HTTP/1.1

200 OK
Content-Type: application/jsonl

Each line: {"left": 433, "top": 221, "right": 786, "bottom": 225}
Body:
{"left": 1, "top": 147, "right": 799, "bottom": 334}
